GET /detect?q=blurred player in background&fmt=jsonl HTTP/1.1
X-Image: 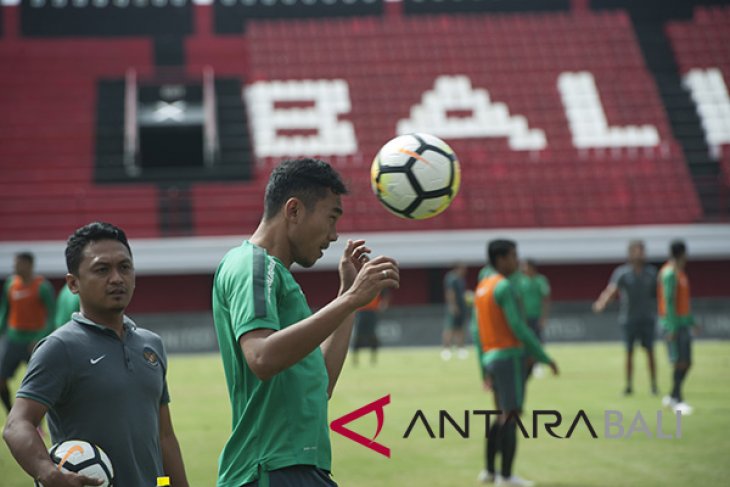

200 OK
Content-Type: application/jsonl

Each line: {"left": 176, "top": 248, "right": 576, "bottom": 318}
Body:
{"left": 442, "top": 262, "right": 469, "bottom": 360}
{"left": 659, "top": 240, "right": 695, "bottom": 415}
{"left": 0, "top": 252, "right": 54, "bottom": 416}
{"left": 593, "top": 240, "right": 658, "bottom": 396}
{"left": 53, "top": 282, "right": 79, "bottom": 329}
{"left": 3, "top": 222, "right": 189, "bottom": 487}
{"left": 212, "top": 159, "right": 399, "bottom": 487}
{"left": 351, "top": 290, "right": 390, "bottom": 366}
{"left": 474, "top": 240, "right": 558, "bottom": 487}
{"left": 517, "top": 259, "right": 551, "bottom": 378}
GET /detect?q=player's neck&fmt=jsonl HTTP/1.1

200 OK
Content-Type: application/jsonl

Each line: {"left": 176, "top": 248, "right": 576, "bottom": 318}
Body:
{"left": 17, "top": 273, "right": 33, "bottom": 284}
{"left": 250, "top": 219, "right": 293, "bottom": 268}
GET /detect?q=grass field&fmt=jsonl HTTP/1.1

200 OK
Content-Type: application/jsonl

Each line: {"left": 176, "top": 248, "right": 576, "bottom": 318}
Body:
{"left": 2, "top": 341, "right": 729, "bottom": 486}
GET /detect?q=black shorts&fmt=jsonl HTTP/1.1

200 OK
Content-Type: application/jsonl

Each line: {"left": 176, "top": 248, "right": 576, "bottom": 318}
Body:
{"left": 0, "top": 339, "right": 33, "bottom": 381}
{"left": 243, "top": 465, "right": 338, "bottom": 487}
{"left": 446, "top": 311, "right": 466, "bottom": 330}
{"left": 666, "top": 327, "right": 692, "bottom": 365}
{"left": 621, "top": 319, "right": 656, "bottom": 351}
{"left": 352, "top": 311, "right": 378, "bottom": 350}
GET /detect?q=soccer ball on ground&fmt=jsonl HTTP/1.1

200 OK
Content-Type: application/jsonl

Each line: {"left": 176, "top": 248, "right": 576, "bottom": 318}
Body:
{"left": 370, "top": 133, "right": 461, "bottom": 220}
{"left": 35, "top": 440, "right": 114, "bottom": 487}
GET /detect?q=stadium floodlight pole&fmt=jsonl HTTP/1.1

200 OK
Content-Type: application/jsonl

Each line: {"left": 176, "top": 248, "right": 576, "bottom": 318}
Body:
{"left": 203, "top": 66, "right": 219, "bottom": 167}
{"left": 123, "top": 68, "right": 140, "bottom": 177}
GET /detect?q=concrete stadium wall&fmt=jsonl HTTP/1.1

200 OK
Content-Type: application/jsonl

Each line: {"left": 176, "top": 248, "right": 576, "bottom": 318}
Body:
{"left": 134, "top": 299, "right": 730, "bottom": 354}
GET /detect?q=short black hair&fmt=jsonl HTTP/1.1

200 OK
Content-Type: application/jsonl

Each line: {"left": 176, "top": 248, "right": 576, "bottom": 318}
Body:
{"left": 628, "top": 239, "right": 645, "bottom": 250}
{"left": 15, "top": 252, "right": 34, "bottom": 265}
{"left": 670, "top": 239, "right": 687, "bottom": 260}
{"left": 488, "top": 239, "right": 517, "bottom": 268}
{"left": 263, "top": 158, "right": 348, "bottom": 220}
{"left": 65, "top": 222, "right": 132, "bottom": 275}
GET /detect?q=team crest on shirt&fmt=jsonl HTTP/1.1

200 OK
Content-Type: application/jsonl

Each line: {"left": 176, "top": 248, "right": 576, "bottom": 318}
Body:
{"left": 143, "top": 347, "right": 159, "bottom": 367}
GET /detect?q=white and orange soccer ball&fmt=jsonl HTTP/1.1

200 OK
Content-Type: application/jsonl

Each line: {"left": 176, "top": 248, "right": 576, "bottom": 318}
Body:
{"left": 371, "top": 133, "right": 461, "bottom": 220}
{"left": 35, "top": 440, "right": 114, "bottom": 487}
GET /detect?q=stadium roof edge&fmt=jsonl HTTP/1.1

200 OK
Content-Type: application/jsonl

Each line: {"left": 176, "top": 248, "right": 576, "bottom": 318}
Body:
{"left": 1, "top": 224, "right": 728, "bottom": 277}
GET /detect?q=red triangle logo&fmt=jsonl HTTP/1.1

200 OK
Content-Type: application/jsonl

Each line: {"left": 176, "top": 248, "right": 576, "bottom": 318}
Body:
{"left": 330, "top": 394, "right": 391, "bottom": 458}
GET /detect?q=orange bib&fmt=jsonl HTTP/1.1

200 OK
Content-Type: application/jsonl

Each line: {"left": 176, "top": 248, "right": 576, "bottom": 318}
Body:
{"left": 7, "top": 276, "right": 47, "bottom": 331}
{"left": 474, "top": 275, "right": 521, "bottom": 353}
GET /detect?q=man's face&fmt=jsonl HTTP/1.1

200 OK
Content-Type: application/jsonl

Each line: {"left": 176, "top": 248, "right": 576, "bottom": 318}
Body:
{"left": 521, "top": 261, "right": 536, "bottom": 276}
{"left": 291, "top": 190, "right": 342, "bottom": 268}
{"left": 68, "top": 240, "right": 135, "bottom": 315}
{"left": 628, "top": 244, "right": 645, "bottom": 264}
{"left": 14, "top": 257, "right": 32, "bottom": 277}
{"left": 500, "top": 248, "right": 519, "bottom": 276}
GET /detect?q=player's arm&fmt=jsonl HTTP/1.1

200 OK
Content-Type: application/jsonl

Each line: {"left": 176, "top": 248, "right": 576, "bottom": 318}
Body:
{"left": 159, "top": 404, "right": 189, "bottom": 487}
{"left": 469, "top": 310, "right": 487, "bottom": 380}
{"left": 241, "top": 255, "right": 399, "bottom": 386}
{"left": 592, "top": 283, "right": 618, "bottom": 313}
{"left": 378, "top": 290, "right": 391, "bottom": 311}
{"left": 661, "top": 269, "right": 679, "bottom": 333}
{"left": 3, "top": 398, "right": 102, "bottom": 487}
{"left": 540, "top": 277, "right": 551, "bottom": 329}
{"left": 320, "top": 240, "right": 380, "bottom": 397}
{"left": 497, "top": 282, "right": 554, "bottom": 368}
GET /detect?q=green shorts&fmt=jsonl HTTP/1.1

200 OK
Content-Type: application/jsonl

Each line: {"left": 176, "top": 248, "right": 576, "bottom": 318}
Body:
{"left": 485, "top": 354, "right": 525, "bottom": 412}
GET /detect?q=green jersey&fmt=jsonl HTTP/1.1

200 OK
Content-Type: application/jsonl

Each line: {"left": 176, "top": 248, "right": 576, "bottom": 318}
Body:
{"left": 212, "top": 241, "right": 331, "bottom": 487}
{"left": 54, "top": 284, "right": 80, "bottom": 328}
{"left": 477, "top": 265, "right": 496, "bottom": 281}
{"left": 517, "top": 273, "right": 550, "bottom": 319}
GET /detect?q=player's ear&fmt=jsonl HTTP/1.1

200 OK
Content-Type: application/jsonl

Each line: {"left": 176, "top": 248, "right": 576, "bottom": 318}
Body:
{"left": 66, "top": 273, "right": 80, "bottom": 294}
{"left": 284, "top": 197, "right": 303, "bottom": 222}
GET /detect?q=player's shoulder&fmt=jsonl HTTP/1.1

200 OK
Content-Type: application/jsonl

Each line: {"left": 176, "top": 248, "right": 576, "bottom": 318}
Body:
{"left": 614, "top": 263, "right": 632, "bottom": 275}
{"left": 493, "top": 276, "right": 513, "bottom": 294}
{"left": 49, "top": 320, "right": 87, "bottom": 340}
{"left": 32, "top": 324, "right": 79, "bottom": 357}
{"left": 133, "top": 325, "right": 162, "bottom": 343}
{"left": 660, "top": 263, "right": 676, "bottom": 277}
{"left": 219, "top": 241, "right": 280, "bottom": 272}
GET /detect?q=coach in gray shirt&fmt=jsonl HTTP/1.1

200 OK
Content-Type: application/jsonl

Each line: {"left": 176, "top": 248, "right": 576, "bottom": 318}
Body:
{"left": 3, "top": 222, "right": 189, "bottom": 487}
{"left": 593, "top": 240, "right": 658, "bottom": 396}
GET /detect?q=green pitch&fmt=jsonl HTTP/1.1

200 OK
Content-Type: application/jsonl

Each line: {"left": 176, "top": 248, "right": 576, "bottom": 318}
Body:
{"left": 1, "top": 342, "right": 729, "bottom": 486}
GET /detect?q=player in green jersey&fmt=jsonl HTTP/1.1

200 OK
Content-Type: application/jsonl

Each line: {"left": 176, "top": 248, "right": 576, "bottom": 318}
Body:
{"left": 517, "top": 260, "right": 551, "bottom": 378}
{"left": 212, "top": 158, "right": 400, "bottom": 487}
{"left": 53, "top": 283, "right": 79, "bottom": 328}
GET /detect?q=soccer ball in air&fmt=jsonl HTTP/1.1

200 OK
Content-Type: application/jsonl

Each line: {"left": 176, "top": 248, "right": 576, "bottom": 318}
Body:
{"left": 35, "top": 440, "right": 114, "bottom": 487}
{"left": 370, "top": 133, "right": 461, "bottom": 219}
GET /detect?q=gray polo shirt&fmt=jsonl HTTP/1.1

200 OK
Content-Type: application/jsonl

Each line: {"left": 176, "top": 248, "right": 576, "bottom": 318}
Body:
{"left": 17, "top": 313, "right": 169, "bottom": 486}
{"left": 609, "top": 264, "right": 658, "bottom": 325}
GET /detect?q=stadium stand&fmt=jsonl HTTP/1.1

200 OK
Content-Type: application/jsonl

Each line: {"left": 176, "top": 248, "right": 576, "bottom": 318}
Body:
{"left": 0, "top": 0, "right": 724, "bottom": 241}
{"left": 666, "top": 5, "right": 730, "bottom": 209}
{"left": 1, "top": 0, "right": 729, "bottom": 315}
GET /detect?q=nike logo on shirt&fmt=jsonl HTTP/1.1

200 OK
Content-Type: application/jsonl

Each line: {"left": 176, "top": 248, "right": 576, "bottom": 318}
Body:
{"left": 90, "top": 355, "right": 106, "bottom": 365}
